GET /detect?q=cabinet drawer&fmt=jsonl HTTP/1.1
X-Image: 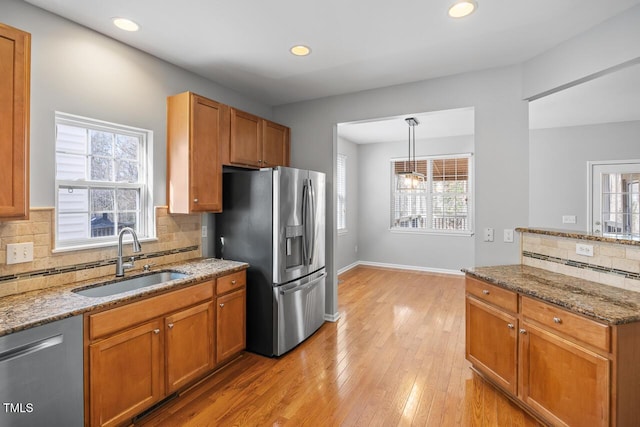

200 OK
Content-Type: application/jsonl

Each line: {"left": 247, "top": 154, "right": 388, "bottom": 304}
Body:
{"left": 89, "top": 281, "right": 214, "bottom": 341}
{"left": 216, "top": 271, "right": 246, "bottom": 295}
{"left": 521, "top": 296, "right": 610, "bottom": 352}
{"left": 466, "top": 277, "right": 517, "bottom": 313}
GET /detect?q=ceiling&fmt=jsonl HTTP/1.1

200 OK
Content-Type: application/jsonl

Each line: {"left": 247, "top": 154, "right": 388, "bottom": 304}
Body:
{"left": 24, "top": 0, "right": 640, "bottom": 107}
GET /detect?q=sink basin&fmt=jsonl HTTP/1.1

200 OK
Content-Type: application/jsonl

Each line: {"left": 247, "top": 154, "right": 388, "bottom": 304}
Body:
{"left": 73, "top": 271, "right": 189, "bottom": 298}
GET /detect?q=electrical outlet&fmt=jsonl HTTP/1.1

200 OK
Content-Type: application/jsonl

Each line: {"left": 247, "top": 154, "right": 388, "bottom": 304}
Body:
{"left": 7, "top": 242, "right": 34, "bottom": 264}
{"left": 576, "top": 243, "right": 594, "bottom": 257}
{"left": 201, "top": 225, "right": 207, "bottom": 238}
{"left": 503, "top": 229, "right": 514, "bottom": 243}
{"left": 483, "top": 228, "right": 494, "bottom": 242}
{"left": 563, "top": 215, "right": 577, "bottom": 224}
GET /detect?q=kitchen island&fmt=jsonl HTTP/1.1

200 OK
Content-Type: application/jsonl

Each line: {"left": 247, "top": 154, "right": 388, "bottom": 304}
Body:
{"left": 463, "top": 264, "right": 640, "bottom": 427}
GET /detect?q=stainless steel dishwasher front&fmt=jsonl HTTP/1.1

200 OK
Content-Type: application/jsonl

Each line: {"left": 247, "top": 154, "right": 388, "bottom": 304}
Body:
{"left": 0, "top": 315, "right": 83, "bottom": 427}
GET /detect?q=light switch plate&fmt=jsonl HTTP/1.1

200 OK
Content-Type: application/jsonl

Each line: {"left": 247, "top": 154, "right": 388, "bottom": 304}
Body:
{"left": 483, "top": 228, "right": 494, "bottom": 242}
{"left": 563, "top": 215, "right": 577, "bottom": 224}
{"left": 576, "top": 243, "right": 594, "bottom": 257}
{"left": 7, "top": 242, "right": 34, "bottom": 264}
{"left": 503, "top": 229, "right": 514, "bottom": 243}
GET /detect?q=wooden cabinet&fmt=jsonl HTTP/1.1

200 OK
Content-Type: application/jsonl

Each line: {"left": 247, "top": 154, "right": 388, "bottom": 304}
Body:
{"left": 520, "top": 320, "right": 609, "bottom": 426}
{"left": 465, "top": 275, "right": 640, "bottom": 426}
{"left": 88, "top": 320, "right": 164, "bottom": 427}
{"left": 165, "top": 301, "right": 214, "bottom": 393}
{"left": 86, "top": 281, "right": 214, "bottom": 427}
{"left": 167, "top": 92, "right": 228, "bottom": 213}
{"left": 466, "top": 295, "right": 518, "bottom": 394}
{"left": 227, "top": 108, "right": 290, "bottom": 168}
{"left": 0, "top": 23, "right": 30, "bottom": 220}
{"left": 216, "top": 270, "right": 246, "bottom": 363}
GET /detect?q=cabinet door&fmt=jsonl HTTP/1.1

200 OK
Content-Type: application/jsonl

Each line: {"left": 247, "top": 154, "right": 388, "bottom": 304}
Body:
{"left": 216, "top": 289, "right": 246, "bottom": 363}
{"left": 89, "top": 320, "right": 164, "bottom": 427}
{"left": 229, "top": 108, "right": 261, "bottom": 167}
{"left": 190, "top": 95, "right": 226, "bottom": 212}
{"left": 520, "top": 321, "right": 609, "bottom": 427}
{"left": 466, "top": 296, "right": 518, "bottom": 394}
{"left": 165, "top": 301, "right": 215, "bottom": 393}
{"left": 0, "top": 24, "right": 30, "bottom": 220}
{"left": 262, "top": 120, "right": 290, "bottom": 167}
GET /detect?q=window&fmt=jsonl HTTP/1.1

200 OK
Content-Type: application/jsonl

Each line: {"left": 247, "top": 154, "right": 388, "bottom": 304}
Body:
{"left": 337, "top": 154, "right": 347, "bottom": 232}
{"left": 390, "top": 154, "right": 473, "bottom": 234}
{"left": 590, "top": 160, "right": 640, "bottom": 240}
{"left": 55, "top": 112, "right": 154, "bottom": 250}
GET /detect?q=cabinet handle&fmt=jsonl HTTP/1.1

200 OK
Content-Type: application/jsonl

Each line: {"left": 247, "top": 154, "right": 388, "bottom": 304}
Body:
{"left": 507, "top": 323, "right": 515, "bottom": 329}
{"left": 519, "top": 329, "right": 527, "bottom": 335}
{"left": 482, "top": 290, "right": 490, "bottom": 295}
{"left": 553, "top": 317, "right": 562, "bottom": 324}
{"left": 168, "top": 323, "right": 174, "bottom": 329}
{"left": 153, "top": 329, "right": 160, "bottom": 334}
{"left": 219, "top": 303, "right": 225, "bottom": 308}
{"left": 194, "top": 198, "right": 199, "bottom": 203}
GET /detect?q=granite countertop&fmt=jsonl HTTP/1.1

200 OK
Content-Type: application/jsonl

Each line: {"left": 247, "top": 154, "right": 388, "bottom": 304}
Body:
{"left": 0, "top": 258, "right": 248, "bottom": 337}
{"left": 463, "top": 264, "right": 640, "bottom": 325}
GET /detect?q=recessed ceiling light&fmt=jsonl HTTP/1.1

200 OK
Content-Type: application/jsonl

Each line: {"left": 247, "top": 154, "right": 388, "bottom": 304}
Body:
{"left": 112, "top": 17, "right": 140, "bottom": 32}
{"left": 290, "top": 45, "right": 311, "bottom": 56}
{"left": 448, "top": 1, "right": 478, "bottom": 18}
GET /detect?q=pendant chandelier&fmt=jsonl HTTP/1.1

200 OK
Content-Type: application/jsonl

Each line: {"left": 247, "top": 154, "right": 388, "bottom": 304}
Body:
{"left": 397, "top": 117, "right": 425, "bottom": 190}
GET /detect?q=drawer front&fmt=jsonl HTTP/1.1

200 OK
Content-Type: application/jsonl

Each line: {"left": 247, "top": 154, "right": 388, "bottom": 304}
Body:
{"left": 89, "top": 281, "right": 214, "bottom": 341}
{"left": 216, "top": 270, "right": 246, "bottom": 295}
{"left": 521, "top": 296, "right": 610, "bottom": 352}
{"left": 466, "top": 277, "right": 518, "bottom": 313}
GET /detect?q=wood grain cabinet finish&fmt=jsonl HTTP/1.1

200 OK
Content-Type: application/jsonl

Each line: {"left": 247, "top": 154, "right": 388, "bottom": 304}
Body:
{"left": 227, "top": 108, "right": 290, "bottom": 168}
{"left": 0, "top": 23, "right": 30, "bottom": 220}
{"left": 215, "top": 270, "right": 246, "bottom": 364}
{"left": 167, "top": 92, "right": 228, "bottom": 213}
{"left": 465, "top": 275, "right": 640, "bottom": 427}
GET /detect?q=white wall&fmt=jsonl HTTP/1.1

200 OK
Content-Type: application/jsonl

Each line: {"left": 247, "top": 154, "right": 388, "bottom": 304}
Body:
{"left": 274, "top": 65, "right": 529, "bottom": 318}
{"left": 336, "top": 137, "right": 359, "bottom": 272}
{"left": 356, "top": 135, "right": 475, "bottom": 273}
{"left": 2, "top": 0, "right": 272, "bottom": 208}
{"left": 529, "top": 120, "right": 640, "bottom": 230}
{"left": 523, "top": 4, "right": 640, "bottom": 99}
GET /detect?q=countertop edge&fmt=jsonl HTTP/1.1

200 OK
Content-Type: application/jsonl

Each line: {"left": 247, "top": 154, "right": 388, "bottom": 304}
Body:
{"left": 0, "top": 258, "right": 249, "bottom": 338}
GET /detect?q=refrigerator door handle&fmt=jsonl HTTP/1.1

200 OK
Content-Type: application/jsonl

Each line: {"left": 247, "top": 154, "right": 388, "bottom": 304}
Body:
{"left": 279, "top": 272, "right": 327, "bottom": 295}
{"left": 308, "top": 180, "right": 316, "bottom": 264}
{"left": 301, "top": 180, "right": 308, "bottom": 264}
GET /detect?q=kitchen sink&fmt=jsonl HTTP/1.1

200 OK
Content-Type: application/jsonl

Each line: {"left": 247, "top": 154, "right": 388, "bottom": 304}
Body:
{"left": 72, "top": 271, "right": 189, "bottom": 298}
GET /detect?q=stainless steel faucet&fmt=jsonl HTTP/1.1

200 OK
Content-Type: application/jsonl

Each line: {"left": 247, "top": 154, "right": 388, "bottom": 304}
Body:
{"left": 115, "top": 227, "right": 142, "bottom": 277}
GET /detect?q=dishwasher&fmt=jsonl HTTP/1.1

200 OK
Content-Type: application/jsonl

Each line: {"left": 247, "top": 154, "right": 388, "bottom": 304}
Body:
{"left": 0, "top": 315, "right": 83, "bottom": 427}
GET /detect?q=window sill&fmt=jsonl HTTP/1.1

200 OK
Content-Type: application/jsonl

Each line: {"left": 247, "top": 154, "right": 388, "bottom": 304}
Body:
{"left": 52, "top": 236, "right": 159, "bottom": 254}
{"left": 389, "top": 228, "right": 474, "bottom": 237}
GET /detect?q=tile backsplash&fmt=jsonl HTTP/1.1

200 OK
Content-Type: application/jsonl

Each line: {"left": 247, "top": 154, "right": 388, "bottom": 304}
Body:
{"left": 520, "top": 231, "right": 640, "bottom": 292}
{"left": 0, "top": 207, "right": 201, "bottom": 297}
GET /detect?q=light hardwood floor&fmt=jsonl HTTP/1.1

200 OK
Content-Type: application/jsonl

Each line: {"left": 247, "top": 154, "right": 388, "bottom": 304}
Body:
{"left": 135, "top": 266, "right": 543, "bottom": 426}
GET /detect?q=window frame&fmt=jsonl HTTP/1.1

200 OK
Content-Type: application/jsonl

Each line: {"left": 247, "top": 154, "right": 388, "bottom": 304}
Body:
{"left": 337, "top": 153, "right": 347, "bottom": 234}
{"left": 389, "top": 153, "right": 474, "bottom": 236}
{"left": 53, "top": 112, "right": 155, "bottom": 252}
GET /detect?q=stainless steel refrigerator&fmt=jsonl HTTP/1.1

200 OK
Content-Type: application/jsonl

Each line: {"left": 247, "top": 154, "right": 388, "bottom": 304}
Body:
{"left": 216, "top": 166, "right": 326, "bottom": 357}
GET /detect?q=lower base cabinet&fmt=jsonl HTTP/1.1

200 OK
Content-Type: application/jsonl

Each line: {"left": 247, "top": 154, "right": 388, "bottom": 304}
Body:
{"left": 465, "top": 275, "right": 640, "bottom": 427}
{"left": 85, "top": 271, "right": 246, "bottom": 427}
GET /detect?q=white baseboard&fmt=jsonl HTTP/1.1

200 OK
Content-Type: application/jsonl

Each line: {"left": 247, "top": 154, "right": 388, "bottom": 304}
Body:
{"left": 338, "top": 260, "right": 464, "bottom": 276}
{"left": 324, "top": 312, "right": 341, "bottom": 322}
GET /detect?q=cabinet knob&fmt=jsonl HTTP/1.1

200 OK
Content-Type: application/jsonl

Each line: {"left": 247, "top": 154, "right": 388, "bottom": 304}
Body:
{"left": 519, "top": 329, "right": 527, "bottom": 335}
{"left": 153, "top": 329, "right": 160, "bottom": 334}
{"left": 219, "top": 303, "right": 225, "bottom": 308}
{"left": 482, "top": 290, "right": 490, "bottom": 295}
{"left": 507, "top": 323, "right": 515, "bottom": 329}
{"left": 231, "top": 280, "right": 237, "bottom": 285}
{"left": 168, "top": 323, "right": 174, "bottom": 329}
{"left": 194, "top": 198, "right": 199, "bottom": 203}
{"left": 553, "top": 317, "right": 562, "bottom": 324}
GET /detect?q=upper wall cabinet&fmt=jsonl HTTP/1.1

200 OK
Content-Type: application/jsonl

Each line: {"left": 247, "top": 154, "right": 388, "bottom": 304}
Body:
{"left": 167, "top": 92, "right": 228, "bottom": 213}
{"left": 226, "top": 108, "right": 290, "bottom": 169}
{"left": 0, "top": 23, "right": 30, "bottom": 220}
